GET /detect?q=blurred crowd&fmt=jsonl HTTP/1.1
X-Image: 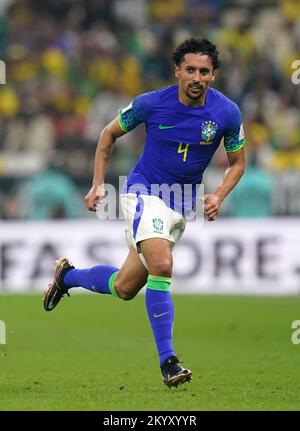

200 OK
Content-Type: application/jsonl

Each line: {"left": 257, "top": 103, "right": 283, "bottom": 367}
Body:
{"left": 0, "top": 0, "right": 299, "bottom": 219}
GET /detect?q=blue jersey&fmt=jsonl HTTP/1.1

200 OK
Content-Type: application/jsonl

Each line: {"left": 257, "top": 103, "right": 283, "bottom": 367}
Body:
{"left": 118, "top": 85, "right": 244, "bottom": 215}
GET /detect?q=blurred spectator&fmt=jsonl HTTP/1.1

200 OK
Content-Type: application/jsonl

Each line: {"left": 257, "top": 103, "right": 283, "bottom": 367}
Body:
{"left": 229, "top": 165, "right": 273, "bottom": 218}
{"left": 16, "top": 155, "right": 84, "bottom": 219}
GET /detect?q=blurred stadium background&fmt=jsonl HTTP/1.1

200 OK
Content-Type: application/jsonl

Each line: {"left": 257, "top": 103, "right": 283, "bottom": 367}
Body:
{"left": 0, "top": 0, "right": 299, "bottom": 294}
{"left": 1, "top": 0, "right": 300, "bottom": 412}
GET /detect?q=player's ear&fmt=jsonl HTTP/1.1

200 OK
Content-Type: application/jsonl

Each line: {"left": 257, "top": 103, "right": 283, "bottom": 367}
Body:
{"left": 211, "top": 70, "right": 217, "bottom": 82}
{"left": 174, "top": 64, "right": 180, "bottom": 79}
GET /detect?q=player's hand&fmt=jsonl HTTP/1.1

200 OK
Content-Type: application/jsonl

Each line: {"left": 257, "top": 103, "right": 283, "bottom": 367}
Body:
{"left": 85, "top": 184, "right": 105, "bottom": 212}
{"left": 200, "top": 193, "right": 222, "bottom": 221}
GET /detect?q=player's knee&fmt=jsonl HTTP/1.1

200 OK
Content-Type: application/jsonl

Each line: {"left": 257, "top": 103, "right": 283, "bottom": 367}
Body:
{"left": 118, "top": 290, "right": 136, "bottom": 301}
{"left": 114, "top": 280, "right": 137, "bottom": 301}
{"left": 148, "top": 257, "right": 173, "bottom": 278}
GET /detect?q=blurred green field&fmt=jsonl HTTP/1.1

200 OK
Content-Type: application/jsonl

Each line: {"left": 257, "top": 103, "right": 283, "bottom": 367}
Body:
{"left": 1, "top": 293, "right": 300, "bottom": 411}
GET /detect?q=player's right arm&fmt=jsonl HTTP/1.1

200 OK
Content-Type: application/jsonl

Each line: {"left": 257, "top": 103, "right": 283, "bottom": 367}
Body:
{"left": 85, "top": 117, "right": 126, "bottom": 212}
{"left": 85, "top": 94, "right": 149, "bottom": 212}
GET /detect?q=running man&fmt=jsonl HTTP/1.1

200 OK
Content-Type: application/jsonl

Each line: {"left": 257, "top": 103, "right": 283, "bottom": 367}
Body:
{"left": 43, "top": 38, "right": 245, "bottom": 388}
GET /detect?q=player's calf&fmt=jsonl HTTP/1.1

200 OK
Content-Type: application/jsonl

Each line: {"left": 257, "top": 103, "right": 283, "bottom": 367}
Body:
{"left": 113, "top": 278, "right": 144, "bottom": 301}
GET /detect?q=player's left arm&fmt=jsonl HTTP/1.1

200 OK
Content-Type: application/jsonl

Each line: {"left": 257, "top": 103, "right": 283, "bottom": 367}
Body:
{"left": 203, "top": 103, "right": 246, "bottom": 221}
{"left": 203, "top": 147, "right": 245, "bottom": 221}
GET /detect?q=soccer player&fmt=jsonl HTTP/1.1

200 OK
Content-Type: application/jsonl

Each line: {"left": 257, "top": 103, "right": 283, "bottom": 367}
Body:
{"left": 43, "top": 38, "right": 245, "bottom": 388}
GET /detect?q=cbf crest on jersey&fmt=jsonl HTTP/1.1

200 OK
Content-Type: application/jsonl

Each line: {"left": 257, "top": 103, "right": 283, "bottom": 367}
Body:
{"left": 200, "top": 120, "right": 218, "bottom": 145}
{"left": 153, "top": 217, "right": 164, "bottom": 232}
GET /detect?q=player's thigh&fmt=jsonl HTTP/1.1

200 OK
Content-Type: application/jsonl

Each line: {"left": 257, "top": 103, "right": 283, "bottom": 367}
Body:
{"left": 114, "top": 248, "right": 148, "bottom": 300}
{"left": 139, "top": 238, "right": 173, "bottom": 277}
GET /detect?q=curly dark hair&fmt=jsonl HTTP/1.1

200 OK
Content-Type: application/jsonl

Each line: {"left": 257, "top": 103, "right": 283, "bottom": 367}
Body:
{"left": 172, "top": 37, "right": 221, "bottom": 70}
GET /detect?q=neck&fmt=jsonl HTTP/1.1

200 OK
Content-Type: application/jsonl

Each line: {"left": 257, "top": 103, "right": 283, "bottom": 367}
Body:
{"left": 178, "top": 86, "right": 207, "bottom": 107}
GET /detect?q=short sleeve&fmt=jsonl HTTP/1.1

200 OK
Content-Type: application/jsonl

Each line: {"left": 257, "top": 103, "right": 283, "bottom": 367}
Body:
{"left": 223, "top": 104, "right": 245, "bottom": 153}
{"left": 118, "top": 93, "right": 149, "bottom": 133}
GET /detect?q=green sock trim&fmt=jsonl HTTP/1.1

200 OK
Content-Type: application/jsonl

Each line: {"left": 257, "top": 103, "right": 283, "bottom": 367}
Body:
{"left": 108, "top": 271, "right": 119, "bottom": 297}
{"left": 147, "top": 275, "right": 171, "bottom": 292}
{"left": 148, "top": 275, "right": 172, "bottom": 283}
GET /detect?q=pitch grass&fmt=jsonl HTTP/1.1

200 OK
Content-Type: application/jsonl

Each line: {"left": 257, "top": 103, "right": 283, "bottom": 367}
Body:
{"left": 1, "top": 293, "right": 300, "bottom": 411}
